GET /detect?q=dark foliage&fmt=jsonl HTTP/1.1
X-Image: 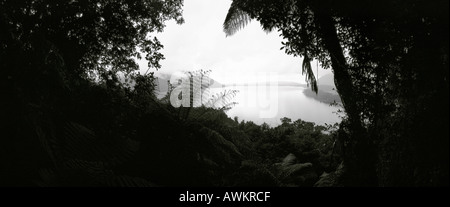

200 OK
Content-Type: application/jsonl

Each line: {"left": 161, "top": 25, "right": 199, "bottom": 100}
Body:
{"left": 224, "top": 0, "right": 449, "bottom": 186}
{"left": 1, "top": 0, "right": 447, "bottom": 187}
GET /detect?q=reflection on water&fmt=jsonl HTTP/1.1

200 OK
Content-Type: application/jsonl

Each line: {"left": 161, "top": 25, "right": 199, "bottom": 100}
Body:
{"left": 211, "top": 85, "right": 342, "bottom": 126}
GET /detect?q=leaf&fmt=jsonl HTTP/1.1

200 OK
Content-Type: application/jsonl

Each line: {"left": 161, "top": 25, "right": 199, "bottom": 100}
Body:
{"left": 302, "top": 52, "right": 318, "bottom": 93}
{"left": 59, "top": 122, "right": 139, "bottom": 167}
{"left": 223, "top": 2, "right": 252, "bottom": 37}
{"left": 199, "top": 127, "right": 243, "bottom": 164}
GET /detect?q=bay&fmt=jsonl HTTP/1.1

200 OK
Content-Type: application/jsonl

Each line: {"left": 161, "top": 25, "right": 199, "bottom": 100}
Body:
{"left": 209, "top": 85, "right": 342, "bottom": 126}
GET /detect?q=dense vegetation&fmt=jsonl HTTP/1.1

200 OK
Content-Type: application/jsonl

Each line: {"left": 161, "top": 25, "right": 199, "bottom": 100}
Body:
{"left": 1, "top": 0, "right": 448, "bottom": 186}
{"left": 224, "top": 0, "right": 448, "bottom": 186}
{"left": 0, "top": 0, "right": 340, "bottom": 186}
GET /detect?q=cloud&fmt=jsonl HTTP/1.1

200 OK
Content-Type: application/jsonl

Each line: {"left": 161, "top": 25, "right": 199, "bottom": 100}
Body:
{"left": 138, "top": 0, "right": 332, "bottom": 84}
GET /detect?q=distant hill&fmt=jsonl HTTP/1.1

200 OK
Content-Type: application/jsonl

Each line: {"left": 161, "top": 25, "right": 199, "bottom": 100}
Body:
{"left": 317, "top": 73, "right": 335, "bottom": 87}
{"left": 317, "top": 74, "right": 338, "bottom": 93}
{"left": 303, "top": 73, "right": 341, "bottom": 104}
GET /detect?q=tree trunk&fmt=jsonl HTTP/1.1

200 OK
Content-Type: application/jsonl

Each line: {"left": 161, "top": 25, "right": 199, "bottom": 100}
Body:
{"left": 310, "top": 5, "right": 378, "bottom": 186}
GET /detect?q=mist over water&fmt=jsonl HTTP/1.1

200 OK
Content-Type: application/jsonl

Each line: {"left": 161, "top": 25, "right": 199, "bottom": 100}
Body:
{"left": 211, "top": 85, "right": 342, "bottom": 126}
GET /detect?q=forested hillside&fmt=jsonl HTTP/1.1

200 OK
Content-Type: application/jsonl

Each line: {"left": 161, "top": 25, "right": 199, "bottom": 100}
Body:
{"left": 0, "top": 0, "right": 448, "bottom": 186}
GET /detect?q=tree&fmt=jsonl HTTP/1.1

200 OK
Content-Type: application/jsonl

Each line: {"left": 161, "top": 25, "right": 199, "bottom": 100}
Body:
{"left": 223, "top": 0, "right": 449, "bottom": 186}
{"left": 1, "top": 0, "right": 184, "bottom": 83}
{"left": 223, "top": 0, "right": 373, "bottom": 185}
{"left": 223, "top": 0, "right": 365, "bottom": 141}
{"left": 224, "top": 0, "right": 318, "bottom": 94}
{"left": 0, "top": 0, "right": 185, "bottom": 186}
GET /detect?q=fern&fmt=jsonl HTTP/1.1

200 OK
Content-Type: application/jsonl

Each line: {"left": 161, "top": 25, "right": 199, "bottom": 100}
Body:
{"left": 59, "top": 122, "right": 139, "bottom": 167}
{"left": 204, "top": 89, "right": 238, "bottom": 110}
{"left": 223, "top": 2, "right": 252, "bottom": 37}
{"left": 37, "top": 165, "right": 156, "bottom": 187}
{"left": 107, "top": 175, "right": 156, "bottom": 187}
{"left": 277, "top": 163, "right": 313, "bottom": 180}
{"left": 34, "top": 121, "right": 153, "bottom": 186}
{"left": 273, "top": 153, "right": 315, "bottom": 185}
{"left": 198, "top": 126, "right": 243, "bottom": 164}
{"left": 168, "top": 70, "right": 238, "bottom": 122}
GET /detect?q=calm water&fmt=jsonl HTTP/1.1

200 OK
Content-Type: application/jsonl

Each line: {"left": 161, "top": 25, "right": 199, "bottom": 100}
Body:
{"left": 210, "top": 85, "right": 342, "bottom": 126}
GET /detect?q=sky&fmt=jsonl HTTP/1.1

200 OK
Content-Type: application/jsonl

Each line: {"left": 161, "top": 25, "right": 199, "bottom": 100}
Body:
{"left": 138, "top": 0, "right": 332, "bottom": 84}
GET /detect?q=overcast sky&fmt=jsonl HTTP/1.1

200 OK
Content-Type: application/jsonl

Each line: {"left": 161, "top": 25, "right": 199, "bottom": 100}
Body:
{"left": 138, "top": 0, "right": 332, "bottom": 84}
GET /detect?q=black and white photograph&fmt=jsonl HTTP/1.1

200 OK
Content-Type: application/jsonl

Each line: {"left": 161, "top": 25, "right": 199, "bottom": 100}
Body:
{"left": 0, "top": 0, "right": 448, "bottom": 196}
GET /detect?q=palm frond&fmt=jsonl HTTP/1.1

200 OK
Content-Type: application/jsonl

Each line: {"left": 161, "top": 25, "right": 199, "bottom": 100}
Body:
{"left": 223, "top": 2, "right": 252, "bottom": 37}
{"left": 302, "top": 53, "right": 318, "bottom": 93}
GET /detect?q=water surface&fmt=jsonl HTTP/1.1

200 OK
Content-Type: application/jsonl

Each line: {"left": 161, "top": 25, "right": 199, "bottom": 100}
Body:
{"left": 210, "top": 85, "right": 342, "bottom": 126}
